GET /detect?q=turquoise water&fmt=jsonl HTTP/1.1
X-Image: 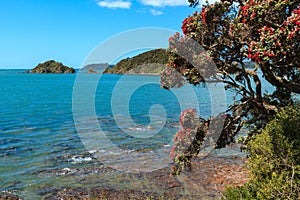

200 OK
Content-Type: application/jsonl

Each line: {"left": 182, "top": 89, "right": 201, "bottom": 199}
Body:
{"left": 1, "top": 69, "right": 278, "bottom": 199}
{"left": 1, "top": 69, "right": 225, "bottom": 198}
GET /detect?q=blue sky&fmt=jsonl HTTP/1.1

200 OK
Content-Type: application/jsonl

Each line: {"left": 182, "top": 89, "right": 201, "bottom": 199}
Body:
{"left": 0, "top": 0, "right": 209, "bottom": 69}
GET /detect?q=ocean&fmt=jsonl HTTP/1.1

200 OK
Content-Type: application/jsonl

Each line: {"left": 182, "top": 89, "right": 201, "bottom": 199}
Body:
{"left": 0, "top": 69, "right": 250, "bottom": 199}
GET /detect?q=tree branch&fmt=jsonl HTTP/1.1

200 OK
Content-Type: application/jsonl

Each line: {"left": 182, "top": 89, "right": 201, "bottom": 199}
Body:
{"left": 261, "top": 63, "right": 300, "bottom": 94}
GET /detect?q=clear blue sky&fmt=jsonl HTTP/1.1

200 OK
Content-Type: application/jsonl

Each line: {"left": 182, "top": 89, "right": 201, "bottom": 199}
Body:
{"left": 0, "top": 0, "right": 205, "bottom": 69}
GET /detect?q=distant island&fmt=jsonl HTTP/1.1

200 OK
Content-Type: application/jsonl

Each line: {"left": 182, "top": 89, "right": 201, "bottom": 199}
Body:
{"left": 30, "top": 60, "right": 75, "bottom": 74}
{"left": 81, "top": 63, "right": 110, "bottom": 70}
{"left": 103, "top": 49, "right": 171, "bottom": 75}
{"left": 80, "top": 63, "right": 110, "bottom": 74}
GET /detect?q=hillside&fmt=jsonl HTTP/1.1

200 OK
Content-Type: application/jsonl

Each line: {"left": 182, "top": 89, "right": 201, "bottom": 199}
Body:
{"left": 103, "top": 49, "right": 171, "bottom": 75}
{"left": 81, "top": 63, "right": 110, "bottom": 71}
{"left": 31, "top": 60, "right": 75, "bottom": 74}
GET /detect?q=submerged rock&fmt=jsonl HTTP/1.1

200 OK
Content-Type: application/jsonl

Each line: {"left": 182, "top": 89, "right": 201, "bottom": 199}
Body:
{"left": 0, "top": 193, "right": 23, "bottom": 200}
{"left": 30, "top": 60, "right": 75, "bottom": 74}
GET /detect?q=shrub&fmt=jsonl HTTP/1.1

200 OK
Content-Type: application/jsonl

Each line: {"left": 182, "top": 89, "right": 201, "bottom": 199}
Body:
{"left": 223, "top": 105, "right": 300, "bottom": 199}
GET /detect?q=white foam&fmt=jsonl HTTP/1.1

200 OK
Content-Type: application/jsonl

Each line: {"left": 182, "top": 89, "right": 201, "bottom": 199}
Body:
{"left": 88, "top": 150, "right": 97, "bottom": 154}
{"left": 69, "top": 156, "right": 93, "bottom": 163}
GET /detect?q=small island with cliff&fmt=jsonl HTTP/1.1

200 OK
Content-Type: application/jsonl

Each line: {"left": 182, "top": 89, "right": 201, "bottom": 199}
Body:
{"left": 30, "top": 60, "right": 75, "bottom": 74}
{"left": 103, "top": 49, "right": 171, "bottom": 75}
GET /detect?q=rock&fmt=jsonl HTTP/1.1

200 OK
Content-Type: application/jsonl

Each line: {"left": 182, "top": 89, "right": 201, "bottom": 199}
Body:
{"left": 87, "top": 68, "right": 99, "bottom": 74}
{"left": 0, "top": 193, "right": 23, "bottom": 200}
{"left": 30, "top": 60, "right": 75, "bottom": 74}
{"left": 35, "top": 152, "right": 249, "bottom": 200}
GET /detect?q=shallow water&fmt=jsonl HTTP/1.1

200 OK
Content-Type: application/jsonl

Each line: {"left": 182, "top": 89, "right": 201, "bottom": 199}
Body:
{"left": 0, "top": 69, "right": 251, "bottom": 199}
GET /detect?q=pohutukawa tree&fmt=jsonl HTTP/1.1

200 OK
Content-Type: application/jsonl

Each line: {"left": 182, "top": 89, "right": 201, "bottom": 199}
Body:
{"left": 161, "top": 0, "right": 300, "bottom": 174}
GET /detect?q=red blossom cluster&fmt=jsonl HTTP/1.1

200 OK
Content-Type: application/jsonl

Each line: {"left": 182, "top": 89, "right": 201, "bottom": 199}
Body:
{"left": 171, "top": 110, "right": 197, "bottom": 161}
{"left": 247, "top": 8, "right": 300, "bottom": 63}
{"left": 179, "top": 109, "right": 197, "bottom": 129}
{"left": 169, "top": 109, "right": 236, "bottom": 174}
{"left": 181, "top": 16, "right": 196, "bottom": 35}
{"left": 239, "top": 0, "right": 261, "bottom": 23}
{"left": 168, "top": 32, "right": 181, "bottom": 43}
{"left": 170, "top": 129, "right": 193, "bottom": 161}
{"left": 285, "top": 9, "right": 300, "bottom": 39}
{"left": 161, "top": 31, "right": 217, "bottom": 89}
{"left": 181, "top": 9, "right": 204, "bottom": 35}
{"left": 170, "top": 109, "right": 205, "bottom": 174}
{"left": 181, "top": 3, "right": 225, "bottom": 35}
{"left": 201, "top": 7, "right": 207, "bottom": 24}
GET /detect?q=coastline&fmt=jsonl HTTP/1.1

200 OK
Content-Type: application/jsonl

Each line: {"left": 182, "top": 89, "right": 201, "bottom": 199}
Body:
{"left": 1, "top": 150, "right": 248, "bottom": 200}
{"left": 103, "top": 72, "right": 161, "bottom": 76}
{"left": 47, "top": 153, "right": 249, "bottom": 199}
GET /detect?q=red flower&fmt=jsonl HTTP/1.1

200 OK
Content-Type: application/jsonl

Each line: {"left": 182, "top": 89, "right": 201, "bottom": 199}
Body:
{"left": 182, "top": 18, "right": 188, "bottom": 34}
{"left": 201, "top": 7, "right": 207, "bottom": 24}
{"left": 294, "top": 8, "right": 300, "bottom": 15}
{"left": 182, "top": 25, "right": 188, "bottom": 35}
{"left": 289, "top": 32, "right": 295, "bottom": 39}
{"left": 179, "top": 114, "right": 183, "bottom": 125}
{"left": 170, "top": 146, "right": 175, "bottom": 159}
{"left": 241, "top": 5, "right": 250, "bottom": 13}
{"left": 250, "top": 12, "right": 256, "bottom": 19}
{"left": 253, "top": 53, "right": 259, "bottom": 59}
{"left": 276, "top": 41, "right": 281, "bottom": 46}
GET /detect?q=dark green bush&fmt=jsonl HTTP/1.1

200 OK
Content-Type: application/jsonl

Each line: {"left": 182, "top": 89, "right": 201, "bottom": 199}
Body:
{"left": 223, "top": 105, "right": 300, "bottom": 200}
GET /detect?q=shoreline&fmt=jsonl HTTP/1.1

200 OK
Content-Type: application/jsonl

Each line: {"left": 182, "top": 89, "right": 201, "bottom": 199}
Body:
{"left": 2, "top": 150, "right": 249, "bottom": 200}
{"left": 103, "top": 72, "right": 160, "bottom": 76}
{"left": 48, "top": 154, "right": 249, "bottom": 199}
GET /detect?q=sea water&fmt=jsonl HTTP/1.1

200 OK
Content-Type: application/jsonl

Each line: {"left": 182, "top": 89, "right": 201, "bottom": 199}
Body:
{"left": 0, "top": 69, "right": 270, "bottom": 198}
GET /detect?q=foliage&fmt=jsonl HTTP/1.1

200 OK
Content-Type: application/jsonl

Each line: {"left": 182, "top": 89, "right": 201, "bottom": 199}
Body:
{"left": 170, "top": 109, "right": 207, "bottom": 175}
{"left": 160, "top": 0, "right": 300, "bottom": 174}
{"left": 223, "top": 105, "right": 300, "bottom": 199}
{"left": 31, "top": 60, "right": 75, "bottom": 74}
{"left": 104, "top": 49, "right": 171, "bottom": 74}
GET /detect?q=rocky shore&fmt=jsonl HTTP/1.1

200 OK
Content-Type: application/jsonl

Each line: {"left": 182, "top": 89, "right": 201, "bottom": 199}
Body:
{"left": 5, "top": 152, "right": 248, "bottom": 200}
